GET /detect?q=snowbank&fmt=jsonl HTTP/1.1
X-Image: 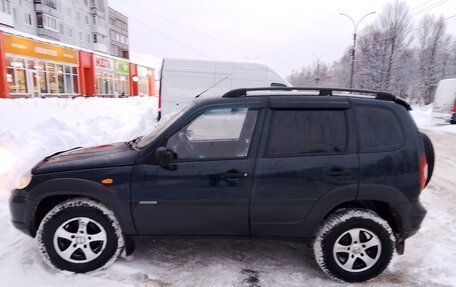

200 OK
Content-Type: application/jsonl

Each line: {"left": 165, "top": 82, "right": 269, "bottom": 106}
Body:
{"left": 0, "top": 96, "right": 158, "bottom": 191}
{"left": 410, "top": 104, "right": 456, "bottom": 134}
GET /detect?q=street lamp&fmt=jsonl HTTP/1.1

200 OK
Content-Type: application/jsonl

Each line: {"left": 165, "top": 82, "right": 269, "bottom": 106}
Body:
{"left": 339, "top": 11, "right": 376, "bottom": 88}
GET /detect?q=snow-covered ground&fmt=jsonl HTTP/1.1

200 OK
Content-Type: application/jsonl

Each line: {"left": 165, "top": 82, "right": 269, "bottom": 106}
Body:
{"left": 0, "top": 99, "right": 455, "bottom": 286}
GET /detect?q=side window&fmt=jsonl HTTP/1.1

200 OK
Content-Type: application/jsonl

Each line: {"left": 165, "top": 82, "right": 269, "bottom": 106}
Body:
{"left": 266, "top": 110, "right": 347, "bottom": 157}
{"left": 166, "top": 107, "right": 258, "bottom": 160}
{"left": 355, "top": 106, "right": 404, "bottom": 153}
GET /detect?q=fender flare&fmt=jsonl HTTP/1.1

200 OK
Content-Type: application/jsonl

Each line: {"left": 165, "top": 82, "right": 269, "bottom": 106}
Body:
{"left": 27, "top": 178, "right": 137, "bottom": 235}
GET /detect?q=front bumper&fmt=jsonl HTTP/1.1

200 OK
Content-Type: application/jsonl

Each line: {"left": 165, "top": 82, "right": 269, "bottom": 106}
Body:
{"left": 9, "top": 189, "right": 36, "bottom": 236}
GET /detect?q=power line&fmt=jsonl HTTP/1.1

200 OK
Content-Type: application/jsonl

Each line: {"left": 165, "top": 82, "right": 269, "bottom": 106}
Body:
{"left": 410, "top": 0, "right": 440, "bottom": 11}
{"left": 120, "top": 0, "right": 297, "bottom": 70}
{"left": 129, "top": 17, "right": 214, "bottom": 60}
{"left": 411, "top": 0, "right": 449, "bottom": 16}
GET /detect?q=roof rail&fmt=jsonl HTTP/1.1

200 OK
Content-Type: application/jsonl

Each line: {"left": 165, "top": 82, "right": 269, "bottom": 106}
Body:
{"left": 221, "top": 87, "right": 411, "bottom": 110}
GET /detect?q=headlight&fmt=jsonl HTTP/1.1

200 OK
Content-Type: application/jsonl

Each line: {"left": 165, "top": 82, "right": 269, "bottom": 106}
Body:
{"left": 16, "top": 170, "right": 32, "bottom": 190}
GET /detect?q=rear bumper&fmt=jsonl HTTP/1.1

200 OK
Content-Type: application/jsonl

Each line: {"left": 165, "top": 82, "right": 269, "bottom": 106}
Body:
{"left": 394, "top": 201, "right": 427, "bottom": 239}
{"left": 451, "top": 113, "right": 456, "bottom": 124}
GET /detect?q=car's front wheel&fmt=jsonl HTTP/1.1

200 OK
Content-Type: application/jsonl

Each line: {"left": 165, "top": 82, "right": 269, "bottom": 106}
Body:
{"left": 313, "top": 209, "right": 395, "bottom": 282}
{"left": 36, "top": 198, "right": 124, "bottom": 273}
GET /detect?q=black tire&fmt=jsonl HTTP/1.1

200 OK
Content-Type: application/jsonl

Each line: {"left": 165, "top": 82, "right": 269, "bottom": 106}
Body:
{"left": 313, "top": 209, "right": 395, "bottom": 283}
{"left": 36, "top": 198, "right": 124, "bottom": 273}
{"left": 420, "top": 132, "right": 434, "bottom": 187}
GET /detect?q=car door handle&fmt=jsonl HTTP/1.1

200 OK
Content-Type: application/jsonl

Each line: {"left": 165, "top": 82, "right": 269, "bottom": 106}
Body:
{"left": 326, "top": 168, "right": 351, "bottom": 177}
{"left": 221, "top": 170, "right": 249, "bottom": 179}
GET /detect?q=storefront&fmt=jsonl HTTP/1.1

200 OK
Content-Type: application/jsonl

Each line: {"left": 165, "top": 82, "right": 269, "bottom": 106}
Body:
{"left": 3, "top": 34, "right": 78, "bottom": 97}
{"left": 94, "top": 55, "right": 130, "bottom": 96}
{"left": 137, "top": 65, "right": 154, "bottom": 96}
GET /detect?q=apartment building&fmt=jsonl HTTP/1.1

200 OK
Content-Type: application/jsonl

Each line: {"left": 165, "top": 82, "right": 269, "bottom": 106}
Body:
{"left": 0, "top": 0, "right": 129, "bottom": 58}
{"left": 108, "top": 7, "right": 128, "bottom": 58}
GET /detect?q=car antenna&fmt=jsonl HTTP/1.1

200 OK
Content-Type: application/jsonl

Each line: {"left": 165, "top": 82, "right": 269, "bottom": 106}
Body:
{"left": 195, "top": 76, "right": 230, "bottom": 98}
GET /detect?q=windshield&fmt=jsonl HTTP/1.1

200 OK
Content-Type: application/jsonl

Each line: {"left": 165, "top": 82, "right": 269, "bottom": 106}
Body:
{"left": 136, "top": 104, "right": 192, "bottom": 148}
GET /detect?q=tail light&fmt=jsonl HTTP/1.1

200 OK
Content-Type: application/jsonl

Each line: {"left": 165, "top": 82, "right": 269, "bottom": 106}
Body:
{"left": 420, "top": 153, "right": 428, "bottom": 190}
{"left": 451, "top": 102, "right": 456, "bottom": 113}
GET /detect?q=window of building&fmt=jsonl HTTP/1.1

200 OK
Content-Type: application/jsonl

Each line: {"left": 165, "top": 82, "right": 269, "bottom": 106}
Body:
{"left": 6, "top": 57, "right": 26, "bottom": 94}
{"left": 266, "top": 110, "right": 347, "bottom": 157}
{"left": 76, "top": 11, "right": 81, "bottom": 20}
{"left": 25, "top": 13, "right": 32, "bottom": 25}
{"left": 66, "top": 7, "right": 72, "bottom": 17}
{"left": 12, "top": 8, "right": 16, "bottom": 20}
{"left": 166, "top": 108, "right": 259, "bottom": 160}
{"left": 96, "top": 72, "right": 114, "bottom": 95}
{"left": 68, "top": 27, "right": 73, "bottom": 37}
{"left": 37, "top": 13, "right": 58, "bottom": 32}
{"left": 87, "top": 34, "right": 90, "bottom": 43}
{"left": 85, "top": 15, "right": 89, "bottom": 24}
{"left": 355, "top": 106, "right": 405, "bottom": 153}
{"left": 59, "top": 23, "right": 64, "bottom": 34}
{"left": 1, "top": 0, "right": 11, "bottom": 13}
{"left": 93, "top": 33, "right": 98, "bottom": 43}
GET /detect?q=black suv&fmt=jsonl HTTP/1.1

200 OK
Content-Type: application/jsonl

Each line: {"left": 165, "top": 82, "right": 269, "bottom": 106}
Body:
{"left": 10, "top": 87, "right": 433, "bottom": 282}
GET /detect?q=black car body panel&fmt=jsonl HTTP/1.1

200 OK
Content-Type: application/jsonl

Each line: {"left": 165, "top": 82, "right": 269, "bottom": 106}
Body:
{"left": 33, "top": 143, "right": 138, "bottom": 174}
{"left": 10, "top": 90, "right": 427, "bottom": 246}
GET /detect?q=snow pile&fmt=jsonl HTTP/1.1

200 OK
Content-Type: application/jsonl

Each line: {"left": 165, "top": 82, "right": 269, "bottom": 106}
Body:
{"left": 410, "top": 104, "right": 456, "bottom": 134}
{"left": 0, "top": 96, "right": 158, "bottom": 191}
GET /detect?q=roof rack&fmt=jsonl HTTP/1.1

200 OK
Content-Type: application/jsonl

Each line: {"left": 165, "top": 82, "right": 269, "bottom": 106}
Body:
{"left": 221, "top": 87, "right": 411, "bottom": 110}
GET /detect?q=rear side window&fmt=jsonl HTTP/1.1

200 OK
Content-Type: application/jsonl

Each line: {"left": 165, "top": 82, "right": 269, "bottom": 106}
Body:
{"left": 266, "top": 110, "right": 347, "bottom": 157}
{"left": 355, "top": 106, "right": 404, "bottom": 153}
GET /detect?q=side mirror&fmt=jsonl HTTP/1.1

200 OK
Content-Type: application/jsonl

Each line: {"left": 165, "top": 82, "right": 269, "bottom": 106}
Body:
{"left": 154, "top": 147, "right": 176, "bottom": 170}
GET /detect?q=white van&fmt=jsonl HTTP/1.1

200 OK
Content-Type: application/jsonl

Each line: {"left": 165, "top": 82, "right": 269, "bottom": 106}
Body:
{"left": 158, "top": 58, "right": 289, "bottom": 119}
{"left": 432, "top": 79, "right": 456, "bottom": 124}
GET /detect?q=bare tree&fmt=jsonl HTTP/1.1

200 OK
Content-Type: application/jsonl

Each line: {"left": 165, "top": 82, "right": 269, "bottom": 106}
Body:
{"left": 416, "top": 15, "right": 448, "bottom": 104}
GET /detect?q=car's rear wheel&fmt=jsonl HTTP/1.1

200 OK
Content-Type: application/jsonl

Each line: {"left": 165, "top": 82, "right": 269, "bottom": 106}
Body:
{"left": 36, "top": 198, "right": 124, "bottom": 273}
{"left": 313, "top": 209, "right": 394, "bottom": 282}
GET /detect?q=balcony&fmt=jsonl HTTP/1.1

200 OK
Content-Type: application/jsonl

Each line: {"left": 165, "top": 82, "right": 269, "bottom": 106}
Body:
{"left": 37, "top": 27, "right": 60, "bottom": 41}
{"left": 92, "top": 43, "right": 108, "bottom": 53}
{"left": 0, "top": 11, "right": 14, "bottom": 28}
{"left": 34, "top": 0, "right": 58, "bottom": 17}
{"left": 91, "top": 25, "right": 107, "bottom": 36}
{"left": 90, "top": 7, "right": 105, "bottom": 18}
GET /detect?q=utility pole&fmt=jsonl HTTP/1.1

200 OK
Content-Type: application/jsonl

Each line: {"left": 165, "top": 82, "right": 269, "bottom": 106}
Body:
{"left": 339, "top": 11, "right": 376, "bottom": 88}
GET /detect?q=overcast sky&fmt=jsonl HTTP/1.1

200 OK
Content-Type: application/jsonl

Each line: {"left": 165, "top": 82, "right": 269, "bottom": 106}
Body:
{"left": 108, "top": 0, "right": 456, "bottom": 77}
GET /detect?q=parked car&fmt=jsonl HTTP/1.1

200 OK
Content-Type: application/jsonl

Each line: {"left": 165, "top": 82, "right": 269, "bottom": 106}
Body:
{"left": 158, "top": 58, "right": 289, "bottom": 120}
{"left": 10, "top": 87, "right": 434, "bottom": 282}
{"left": 432, "top": 78, "right": 456, "bottom": 124}
{"left": 451, "top": 99, "right": 456, "bottom": 124}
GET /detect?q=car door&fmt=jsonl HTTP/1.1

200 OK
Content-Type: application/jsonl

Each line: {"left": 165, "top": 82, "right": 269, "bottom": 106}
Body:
{"left": 251, "top": 98, "right": 359, "bottom": 237}
{"left": 131, "top": 103, "right": 265, "bottom": 235}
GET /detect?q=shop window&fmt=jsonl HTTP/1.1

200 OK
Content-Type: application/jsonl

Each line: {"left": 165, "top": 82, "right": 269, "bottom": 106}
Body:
{"left": 6, "top": 68, "right": 16, "bottom": 92}
{"left": 73, "top": 75, "right": 79, "bottom": 94}
{"left": 16, "top": 69, "right": 27, "bottom": 93}
{"left": 39, "top": 71, "right": 48, "bottom": 93}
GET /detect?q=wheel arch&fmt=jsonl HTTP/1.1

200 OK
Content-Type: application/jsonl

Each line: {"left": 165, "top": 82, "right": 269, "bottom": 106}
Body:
{"left": 28, "top": 178, "right": 137, "bottom": 237}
